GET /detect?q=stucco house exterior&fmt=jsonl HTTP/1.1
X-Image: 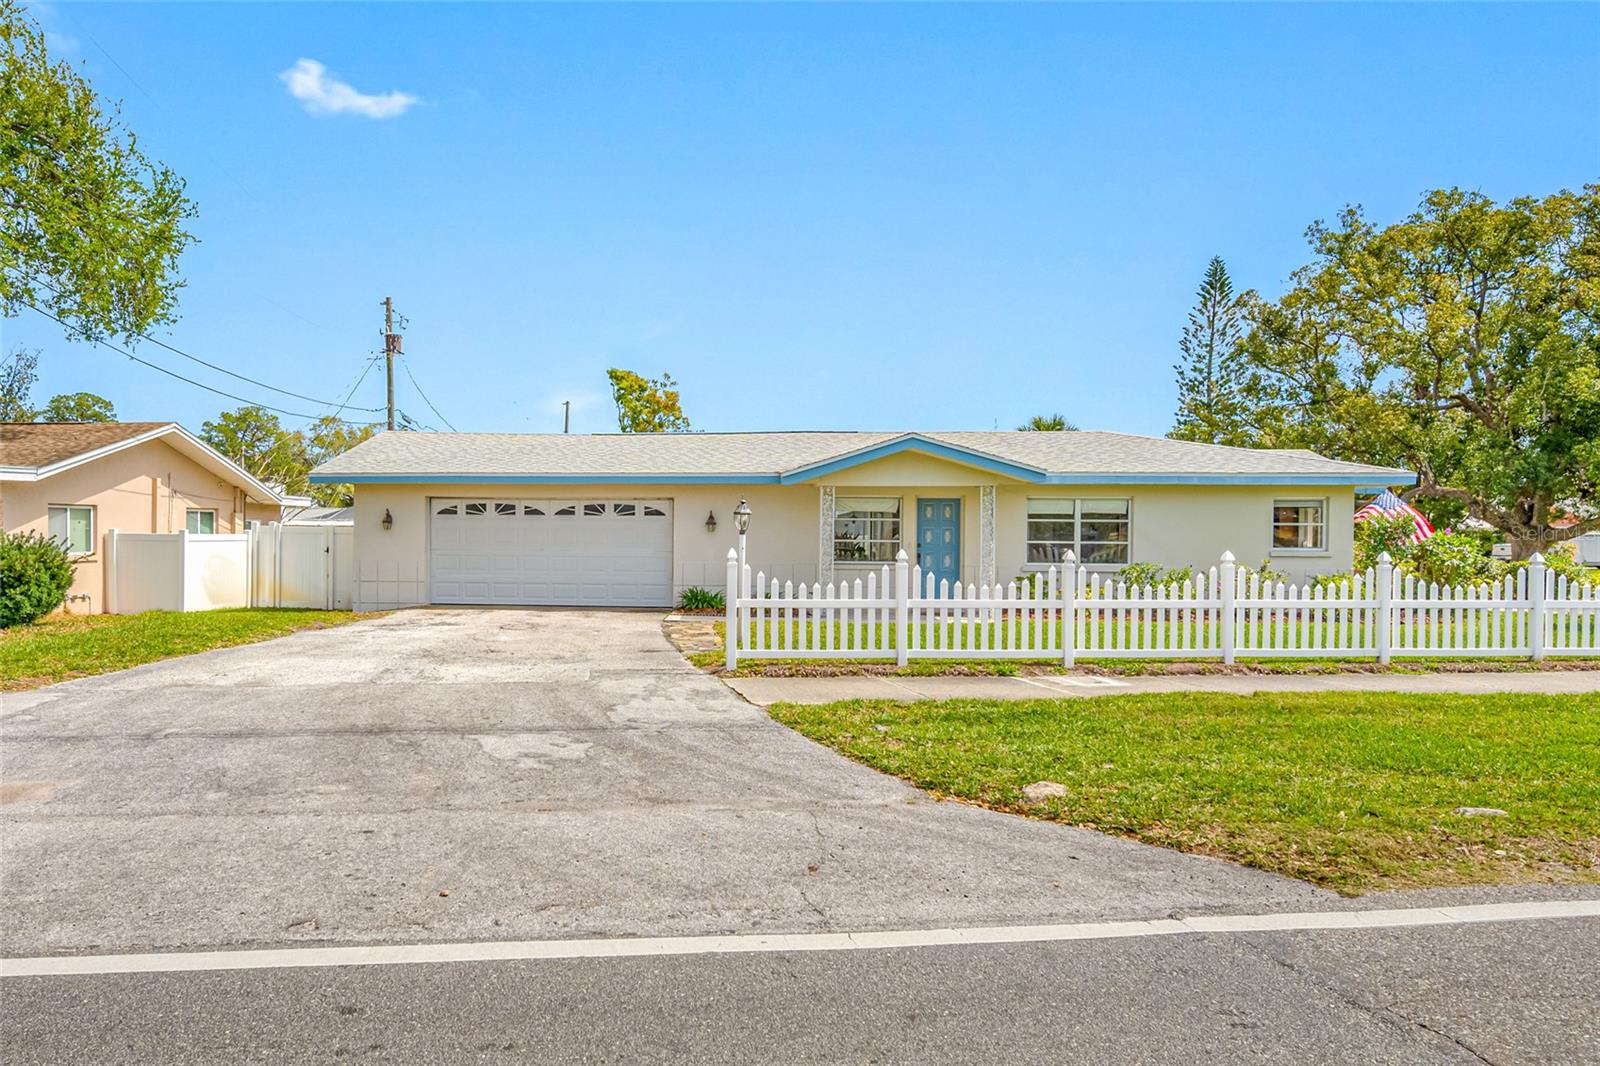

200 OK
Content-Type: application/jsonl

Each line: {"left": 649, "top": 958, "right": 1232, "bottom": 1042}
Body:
{"left": 1, "top": 421, "right": 301, "bottom": 614}
{"left": 310, "top": 430, "right": 1415, "bottom": 612}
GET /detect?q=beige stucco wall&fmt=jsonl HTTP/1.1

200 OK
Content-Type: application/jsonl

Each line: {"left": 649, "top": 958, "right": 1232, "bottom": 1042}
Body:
{"left": 344, "top": 452, "right": 1357, "bottom": 611}
{"left": 1, "top": 438, "right": 277, "bottom": 614}
{"left": 994, "top": 483, "right": 1355, "bottom": 583}
{"left": 348, "top": 483, "right": 821, "bottom": 611}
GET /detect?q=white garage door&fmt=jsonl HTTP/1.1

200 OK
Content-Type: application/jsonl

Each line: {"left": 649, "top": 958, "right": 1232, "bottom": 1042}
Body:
{"left": 429, "top": 498, "right": 674, "bottom": 607}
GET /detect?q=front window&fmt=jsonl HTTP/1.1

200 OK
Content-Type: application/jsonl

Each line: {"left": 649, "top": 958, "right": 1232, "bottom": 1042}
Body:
{"left": 186, "top": 509, "right": 216, "bottom": 534}
{"left": 48, "top": 505, "right": 95, "bottom": 555}
{"left": 1272, "top": 499, "right": 1326, "bottom": 551}
{"left": 1026, "top": 498, "right": 1130, "bottom": 566}
{"left": 834, "top": 497, "right": 901, "bottom": 562}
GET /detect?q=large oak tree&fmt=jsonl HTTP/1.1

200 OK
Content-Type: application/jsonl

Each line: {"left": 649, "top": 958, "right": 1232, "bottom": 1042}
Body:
{"left": 1233, "top": 187, "right": 1599, "bottom": 557}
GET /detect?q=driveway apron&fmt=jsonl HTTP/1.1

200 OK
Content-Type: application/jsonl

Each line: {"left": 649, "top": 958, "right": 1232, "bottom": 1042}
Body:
{"left": 0, "top": 609, "right": 1328, "bottom": 956}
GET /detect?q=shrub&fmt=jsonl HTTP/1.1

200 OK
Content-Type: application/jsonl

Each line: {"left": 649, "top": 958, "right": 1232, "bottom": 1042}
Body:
{"left": 1397, "top": 530, "right": 1494, "bottom": 588}
{"left": 677, "top": 586, "right": 725, "bottom": 611}
{"left": 1117, "top": 562, "right": 1195, "bottom": 589}
{"left": 1117, "top": 562, "right": 1163, "bottom": 588}
{"left": 0, "top": 530, "right": 75, "bottom": 627}
{"left": 1241, "top": 558, "right": 1288, "bottom": 586}
{"left": 1354, "top": 512, "right": 1418, "bottom": 572}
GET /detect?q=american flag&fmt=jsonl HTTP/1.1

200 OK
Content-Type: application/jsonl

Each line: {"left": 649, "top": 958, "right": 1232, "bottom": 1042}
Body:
{"left": 1354, "top": 489, "right": 1435, "bottom": 544}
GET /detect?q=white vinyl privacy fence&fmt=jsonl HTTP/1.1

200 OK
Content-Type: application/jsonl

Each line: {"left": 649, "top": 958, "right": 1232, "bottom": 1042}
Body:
{"left": 103, "top": 523, "right": 353, "bottom": 614}
{"left": 723, "top": 549, "right": 1598, "bottom": 668}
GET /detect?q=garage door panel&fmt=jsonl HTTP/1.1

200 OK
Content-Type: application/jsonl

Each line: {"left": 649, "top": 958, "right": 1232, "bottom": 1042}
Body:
{"left": 429, "top": 498, "right": 673, "bottom": 607}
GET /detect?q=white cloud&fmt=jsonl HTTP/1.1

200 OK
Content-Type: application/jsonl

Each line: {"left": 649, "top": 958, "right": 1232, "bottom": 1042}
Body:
{"left": 278, "top": 58, "right": 419, "bottom": 119}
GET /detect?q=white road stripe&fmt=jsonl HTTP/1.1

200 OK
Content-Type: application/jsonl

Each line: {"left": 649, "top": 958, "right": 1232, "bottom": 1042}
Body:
{"left": 3, "top": 900, "right": 1596, "bottom": 978}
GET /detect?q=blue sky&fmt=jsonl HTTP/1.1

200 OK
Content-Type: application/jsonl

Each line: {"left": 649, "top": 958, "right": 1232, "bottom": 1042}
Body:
{"left": 7, "top": 2, "right": 1598, "bottom": 437}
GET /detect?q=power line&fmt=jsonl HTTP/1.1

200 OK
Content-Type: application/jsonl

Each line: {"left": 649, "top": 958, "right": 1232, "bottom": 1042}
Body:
{"left": 137, "top": 330, "right": 386, "bottom": 411}
{"left": 5, "top": 268, "right": 387, "bottom": 412}
{"left": 18, "top": 300, "right": 325, "bottom": 420}
{"left": 327, "top": 354, "right": 383, "bottom": 423}
{"left": 401, "top": 358, "right": 458, "bottom": 432}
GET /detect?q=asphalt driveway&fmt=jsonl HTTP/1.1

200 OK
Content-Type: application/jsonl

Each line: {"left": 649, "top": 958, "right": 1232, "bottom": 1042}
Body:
{"left": 0, "top": 608, "right": 1334, "bottom": 958}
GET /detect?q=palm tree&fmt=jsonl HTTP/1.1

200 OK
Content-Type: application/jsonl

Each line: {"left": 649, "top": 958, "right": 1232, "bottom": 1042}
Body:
{"left": 1017, "top": 414, "right": 1077, "bottom": 431}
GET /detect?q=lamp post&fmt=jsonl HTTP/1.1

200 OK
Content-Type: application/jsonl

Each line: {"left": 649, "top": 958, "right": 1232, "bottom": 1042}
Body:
{"left": 733, "top": 498, "right": 751, "bottom": 599}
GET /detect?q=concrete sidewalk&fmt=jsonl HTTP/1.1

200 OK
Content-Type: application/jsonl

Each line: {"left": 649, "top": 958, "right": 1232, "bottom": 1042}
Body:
{"left": 723, "top": 669, "right": 1600, "bottom": 705}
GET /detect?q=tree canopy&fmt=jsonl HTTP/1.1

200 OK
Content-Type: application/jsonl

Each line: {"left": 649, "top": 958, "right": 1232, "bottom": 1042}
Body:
{"left": 1, "top": 0, "right": 196, "bottom": 343}
{"left": 200, "top": 406, "right": 312, "bottom": 496}
{"left": 607, "top": 368, "right": 689, "bottom": 433}
{"left": 1193, "top": 187, "right": 1599, "bottom": 557}
{"left": 1017, "top": 414, "right": 1077, "bottom": 431}
{"left": 199, "top": 407, "right": 380, "bottom": 506}
{"left": 1169, "top": 256, "right": 1250, "bottom": 445}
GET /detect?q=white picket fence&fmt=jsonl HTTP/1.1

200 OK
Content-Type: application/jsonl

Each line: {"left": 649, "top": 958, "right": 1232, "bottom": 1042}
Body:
{"left": 103, "top": 522, "right": 353, "bottom": 614}
{"left": 722, "top": 549, "right": 1599, "bottom": 667}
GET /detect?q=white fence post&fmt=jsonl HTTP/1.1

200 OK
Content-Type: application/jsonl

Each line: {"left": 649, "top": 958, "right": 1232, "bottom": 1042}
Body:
{"left": 1219, "top": 551, "right": 1236, "bottom": 665}
{"left": 176, "top": 528, "right": 191, "bottom": 612}
{"left": 1375, "top": 551, "right": 1393, "bottom": 666}
{"left": 725, "top": 548, "right": 739, "bottom": 671}
{"left": 1528, "top": 552, "right": 1547, "bottom": 662}
{"left": 894, "top": 550, "right": 910, "bottom": 667}
{"left": 1062, "top": 551, "right": 1077, "bottom": 668}
{"left": 104, "top": 528, "right": 120, "bottom": 615}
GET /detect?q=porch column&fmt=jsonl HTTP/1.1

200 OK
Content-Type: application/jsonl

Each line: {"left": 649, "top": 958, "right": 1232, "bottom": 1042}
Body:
{"left": 979, "top": 484, "right": 997, "bottom": 587}
{"left": 818, "top": 485, "right": 836, "bottom": 587}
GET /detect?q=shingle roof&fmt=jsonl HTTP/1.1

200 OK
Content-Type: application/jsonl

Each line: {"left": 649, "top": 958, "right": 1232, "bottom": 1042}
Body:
{"left": 312, "top": 430, "right": 1414, "bottom": 486}
{"left": 1, "top": 421, "right": 289, "bottom": 501}
{"left": 0, "top": 422, "right": 172, "bottom": 468}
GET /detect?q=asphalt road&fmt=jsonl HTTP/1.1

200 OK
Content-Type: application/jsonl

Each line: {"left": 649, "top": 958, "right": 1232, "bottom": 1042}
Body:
{"left": 4, "top": 608, "right": 1596, "bottom": 1063}
{"left": 6, "top": 917, "right": 1597, "bottom": 1064}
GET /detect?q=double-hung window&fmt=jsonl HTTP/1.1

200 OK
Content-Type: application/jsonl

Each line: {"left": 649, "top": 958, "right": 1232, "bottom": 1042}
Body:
{"left": 1025, "top": 498, "right": 1130, "bottom": 566}
{"left": 834, "top": 497, "right": 902, "bottom": 562}
{"left": 186, "top": 509, "right": 217, "bottom": 534}
{"left": 48, "top": 505, "right": 95, "bottom": 555}
{"left": 1272, "top": 499, "right": 1326, "bottom": 551}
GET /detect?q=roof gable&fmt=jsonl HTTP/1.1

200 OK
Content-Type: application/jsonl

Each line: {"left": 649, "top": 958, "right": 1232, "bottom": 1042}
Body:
{"left": 0, "top": 421, "right": 286, "bottom": 502}
{"left": 779, "top": 434, "right": 1047, "bottom": 483}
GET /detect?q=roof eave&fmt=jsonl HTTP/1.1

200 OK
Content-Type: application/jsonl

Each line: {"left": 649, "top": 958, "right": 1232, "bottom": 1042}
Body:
{"left": 308, "top": 472, "right": 784, "bottom": 485}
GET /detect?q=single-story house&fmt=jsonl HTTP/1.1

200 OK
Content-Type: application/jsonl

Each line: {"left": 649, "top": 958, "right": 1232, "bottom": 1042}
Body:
{"left": 1, "top": 421, "right": 302, "bottom": 613}
{"left": 309, "top": 430, "right": 1415, "bottom": 612}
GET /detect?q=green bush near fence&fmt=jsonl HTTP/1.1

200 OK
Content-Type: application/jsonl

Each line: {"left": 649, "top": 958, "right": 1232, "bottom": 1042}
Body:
{"left": 0, "top": 531, "right": 75, "bottom": 628}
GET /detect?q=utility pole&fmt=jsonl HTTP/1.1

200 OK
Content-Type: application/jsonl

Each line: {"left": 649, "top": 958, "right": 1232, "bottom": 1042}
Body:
{"left": 382, "top": 296, "right": 400, "bottom": 431}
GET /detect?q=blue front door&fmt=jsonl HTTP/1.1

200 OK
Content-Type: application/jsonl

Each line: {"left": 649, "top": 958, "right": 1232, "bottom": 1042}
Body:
{"left": 917, "top": 498, "right": 961, "bottom": 592}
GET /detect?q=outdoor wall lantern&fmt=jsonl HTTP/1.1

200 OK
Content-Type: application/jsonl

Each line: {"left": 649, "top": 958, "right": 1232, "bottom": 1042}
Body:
{"left": 705, "top": 510, "right": 717, "bottom": 534}
{"left": 382, "top": 508, "right": 394, "bottom": 531}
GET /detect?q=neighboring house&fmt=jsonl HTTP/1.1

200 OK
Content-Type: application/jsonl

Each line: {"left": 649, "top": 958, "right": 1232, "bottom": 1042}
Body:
{"left": 282, "top": 505, "right": 355, "bottom": 525}
{"left": 1, "top": 422, "right": 299, "bottom": 613}
{"left": 310, "top": 430, "right": 1414, "bottom": 612}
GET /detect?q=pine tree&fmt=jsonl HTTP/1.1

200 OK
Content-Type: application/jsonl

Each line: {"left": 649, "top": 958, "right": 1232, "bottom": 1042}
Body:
{"left": 1169, "top": 256, "right": 1249, "bottom": 444}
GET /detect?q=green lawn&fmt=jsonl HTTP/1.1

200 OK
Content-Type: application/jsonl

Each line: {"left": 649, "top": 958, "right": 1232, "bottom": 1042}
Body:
{"left": 770, "top": 692, "right": 1600, "bottom": 893}
{"left": 0, "top": 609, "right": 366, "bottom": 691}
